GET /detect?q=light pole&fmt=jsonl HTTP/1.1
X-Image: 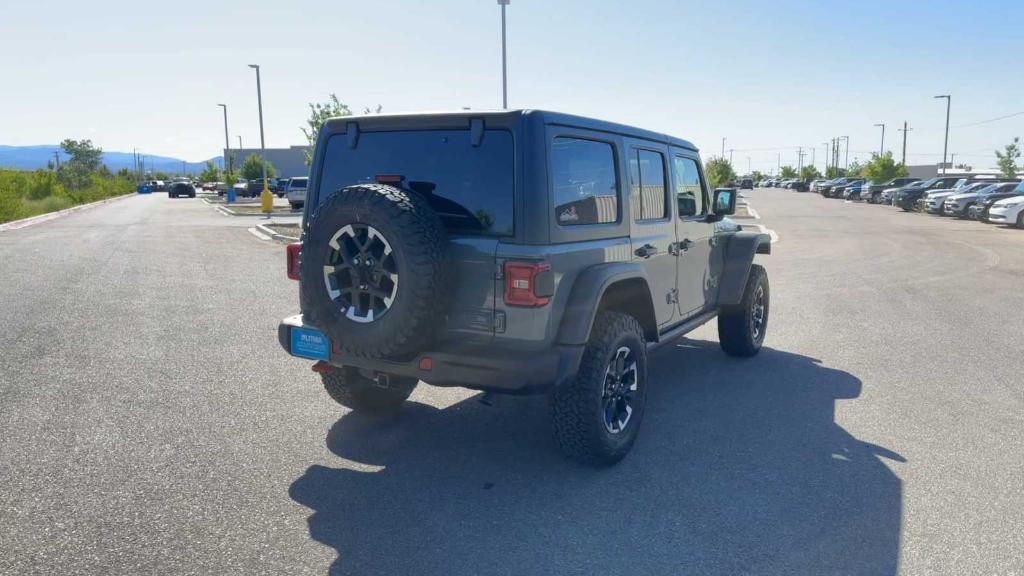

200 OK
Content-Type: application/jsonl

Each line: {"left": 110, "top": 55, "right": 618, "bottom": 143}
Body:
{"left": 747, "top": 157, "right": 751, "bottom": 175}
{"left": 934, "top": 95, "right": 951, "bottom": 175}
{"left": 248, "top": 64, "right": 271, "bottom": 214}
{"left": 721, "top": 137, "right": 726, "bottom": 158}
{"left": 498, "top": 0, "right": 509, "bottom": 109}
{"left": 729, "top": 148, "right": 734, "bottom": 165}
{"left": 840, "top": 136, "right": 850, "bottom": 170}
{"left": 217, "top": 104, "right": 231, "bottom": 173}
{"left": 874, "top": 123, "right": 886, "bottom": 157}
{"left": 237, "top": 135, "right": 243, "bottom": 150}
{"left": 823, "top": 142, "right": 830, "bottom": 174}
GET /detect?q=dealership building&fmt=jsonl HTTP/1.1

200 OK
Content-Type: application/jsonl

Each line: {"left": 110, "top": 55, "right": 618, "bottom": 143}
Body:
{"left": 224, "top": 146, "right": 310, "bottom": 180}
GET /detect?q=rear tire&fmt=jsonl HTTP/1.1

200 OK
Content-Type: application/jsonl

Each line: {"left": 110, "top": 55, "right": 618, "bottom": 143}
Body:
{"left": 321, "top": 367, "right": 417, "bottom": 413}
{"left": 718, "top": 264, "right": 769, "bottom": 357}
{"left": 1017, "top": 212, "right": 1024, "bottom": 229}
{"left": 551, "top": 311, "right": 648, "bottom": 467}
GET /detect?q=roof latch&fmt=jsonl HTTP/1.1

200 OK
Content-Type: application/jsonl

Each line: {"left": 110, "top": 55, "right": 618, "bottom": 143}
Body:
{"left": 346, "top": 122, "right": 360, "bottom": 149}
{"left": 470, "top": 118, "right": 484, "bottom": 147}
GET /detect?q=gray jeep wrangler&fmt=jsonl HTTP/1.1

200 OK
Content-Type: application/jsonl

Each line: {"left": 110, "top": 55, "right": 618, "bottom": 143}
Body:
{"left": 278, "top": 110, "right": 770, "bottom": 465}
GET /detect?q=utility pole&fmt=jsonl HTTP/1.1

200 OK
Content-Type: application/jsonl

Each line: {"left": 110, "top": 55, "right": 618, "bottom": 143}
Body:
{"left": 934, "top": 95, "right": 951, "bottom": 174}
{"left": 797, "top": 147, "right": 805, "bottom": 176}
{"left": 721, "top": 137, "right": 726, "bottom": 158}
{"left": 811, "top": 147, "right": 816, "bottom": 171}
{"left": 841, "top": 136, "right": 850, "bottom": 170}
{"left": 950, "top": 153, "right": 957, "bottom": 169}
{"left": 898, "top": 121, "right": 911, "bottom": 166}
{"left": 777, "top": 152, "right": 780, "bottom": 174}
{"left": 873, "top": 123, "right": 886, "bottom": 157}
{"left": 729, "top": 148, "right": 734, "bottom": 165}
{"left": 498, "top": 0, "right": 510, "bottom": 109}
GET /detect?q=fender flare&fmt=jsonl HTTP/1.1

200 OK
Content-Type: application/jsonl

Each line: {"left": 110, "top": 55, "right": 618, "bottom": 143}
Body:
{"left": 717, "top": 231, "right": 771, "bottom": 307}
{"left": 555, "top": 262, "right": 655, "bottom": 346}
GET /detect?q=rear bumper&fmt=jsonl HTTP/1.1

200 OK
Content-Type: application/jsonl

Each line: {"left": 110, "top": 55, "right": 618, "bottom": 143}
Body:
{"left": 278, "top": 315, "right": 584, "bottom": 394}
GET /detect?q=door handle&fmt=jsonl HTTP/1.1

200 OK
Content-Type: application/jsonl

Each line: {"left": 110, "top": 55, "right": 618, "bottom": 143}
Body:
{"left": 634, "top": 244, "right": 657, "bottom": 258}
{"left": 679, "top": 238, "right": 694, "bottom": 252}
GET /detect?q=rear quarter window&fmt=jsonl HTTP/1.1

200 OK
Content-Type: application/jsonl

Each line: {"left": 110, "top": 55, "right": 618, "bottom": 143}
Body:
{"left": 551, "top": 137, "right": 619, "bottom": 226}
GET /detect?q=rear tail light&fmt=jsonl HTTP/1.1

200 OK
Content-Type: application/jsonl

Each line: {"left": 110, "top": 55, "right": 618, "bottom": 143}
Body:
{"left": 375, "top": 174, "right": 404, "bottom": 184}
{"left": 286, "top": 242, "right": 302, "bottom": 280}
{"left": 503, "top": 262, "right": 553, "bottom": 307}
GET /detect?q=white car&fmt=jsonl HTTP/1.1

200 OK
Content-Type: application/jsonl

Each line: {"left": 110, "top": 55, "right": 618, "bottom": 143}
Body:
{"left": 922, "top": 182, "right": 989, "bottom": 214}
{"left": 285, "top": 177, "right": 308, "bottom": 210}
{"left": 986, "top": 196, "right": 1024, "bottom": 227}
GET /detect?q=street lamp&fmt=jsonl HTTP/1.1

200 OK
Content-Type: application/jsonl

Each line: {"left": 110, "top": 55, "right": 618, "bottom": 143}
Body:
{"left": 874, "top": 123, "right": 886, "bottom": 157}
{"left": 840, "top": 136, "right": 850, "bottom": 170}
{"left": 721, "top": 137, "right": 726, "bottom": 158}
{"left": 237, "top": 135, "right": 243, "bottom": 150}
{"left": 498, "top": 0, "right": 509, "bottom": 109}
{"left": 248, "top": 64, "right": 271, "bottom": 214}
{"left": 934, "top": 95, "right": 951, "bottom": 175}
{"left": 217, "top": 104, "right": 230, "bottom": 174}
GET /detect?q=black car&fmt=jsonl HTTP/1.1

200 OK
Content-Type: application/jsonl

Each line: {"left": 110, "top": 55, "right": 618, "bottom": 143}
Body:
{"left": 739, "top": 177, "right": 753, "bottom": 190}
{"left": 894, "top": 176, "right": 962, "bottom": 211}
{"left": 791, "top": 180, "right": 809, "bottom": 192}
{"left": 246, "top": 179, "right": 268, "bottom": 198}
{"left": 863, "top": 177, "right": 919, "bottom": 203}
{"left": 168, "top": 181, "right": 196, "bottom": 198}
{"left": 827, "top": 178, "right": 864, "bottom": 198}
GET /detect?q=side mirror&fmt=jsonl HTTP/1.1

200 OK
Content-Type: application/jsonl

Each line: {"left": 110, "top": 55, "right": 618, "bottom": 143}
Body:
{"left": 712, "top": 187, "right": 737, "bottom": 218}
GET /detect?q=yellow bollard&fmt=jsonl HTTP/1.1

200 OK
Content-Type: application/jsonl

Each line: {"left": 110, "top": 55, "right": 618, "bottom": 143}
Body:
{"left": 260, "top": 178, "right": 273, "bottom": 215}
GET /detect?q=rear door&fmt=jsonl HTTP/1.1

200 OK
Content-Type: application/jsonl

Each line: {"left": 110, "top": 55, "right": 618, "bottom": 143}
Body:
{"left": 314, "top": 128, "right": 516, "bottom": 344}
{"left": 625, "top": 140, "right": 677, "bottom": 327}
{"left": 671, "top": 152, "right": 716, "bottom": 318}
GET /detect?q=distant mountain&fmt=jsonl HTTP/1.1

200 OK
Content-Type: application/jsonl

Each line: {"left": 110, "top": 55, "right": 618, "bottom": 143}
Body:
{"left": 0, "top": 145, "right": 223, "bottom": 175}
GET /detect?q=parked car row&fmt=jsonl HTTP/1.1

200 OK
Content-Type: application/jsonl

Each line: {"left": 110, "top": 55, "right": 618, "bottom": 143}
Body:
{"left": 764, "top": 174, "right": 1024, "bottom": 228}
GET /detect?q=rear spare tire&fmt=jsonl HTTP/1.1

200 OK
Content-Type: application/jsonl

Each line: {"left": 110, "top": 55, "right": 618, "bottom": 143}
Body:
{"left": 301, "top": 184, "right": 448, "bottom": 358}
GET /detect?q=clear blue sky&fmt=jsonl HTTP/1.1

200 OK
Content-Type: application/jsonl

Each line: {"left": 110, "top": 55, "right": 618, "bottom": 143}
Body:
{"left": 2, "top": 0, "right": 1022, "bottom": 172}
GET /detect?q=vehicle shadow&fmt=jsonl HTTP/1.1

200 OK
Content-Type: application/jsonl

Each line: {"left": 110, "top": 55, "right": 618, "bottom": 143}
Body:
{"left": 289, "top": 341, "right": 904, "bottom": 575}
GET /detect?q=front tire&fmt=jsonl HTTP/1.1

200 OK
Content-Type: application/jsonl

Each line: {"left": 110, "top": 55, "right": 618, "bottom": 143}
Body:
{"left": 718, "top": 264, "right": 769, "bottom": 357}
{"left": 551, "top": 311, "right": 648, "bottom": 466}
{"left": 321, "top": 367, "right": 417, "bottom": 413}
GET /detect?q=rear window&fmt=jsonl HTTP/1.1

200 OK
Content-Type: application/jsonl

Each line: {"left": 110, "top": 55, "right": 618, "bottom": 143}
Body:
{"left": 317, "top": 129, "right": 514, "bottom": 237}
{"left": 289, "top": 177, "right": 307, "bottom": 188}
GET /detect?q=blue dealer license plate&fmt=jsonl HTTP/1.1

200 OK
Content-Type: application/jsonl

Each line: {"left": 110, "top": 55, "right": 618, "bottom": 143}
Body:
{"left": 290, "top": 327, "right": 330, "bottom": 361}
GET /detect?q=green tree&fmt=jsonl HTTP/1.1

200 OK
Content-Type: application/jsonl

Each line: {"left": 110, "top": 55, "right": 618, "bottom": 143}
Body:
{"left": 862, "top": 152, "right": 907, "bottom": 183}
{"left": 154, "top": 171, "right": 169, "bottom": 180}
{"left": 826, "top": 166, "right": 847, "bottom": 178}
{"left": 198, "top": 160, "right": 221, "bottom": 183}
{"left": 779, "top": 165, "right": 797, "bottom": 178}
{"left": 799, "top": 165, "right": 822, "bottom": 180}
{"left": 302, "top": 94, "right": 353, "bottom": 165}
{"left": 57, "top": 139, "right": 104, "bottom": 190}
{"left": 240, "top": 154, "right": 277, "bottom": 181}
{"left": 751, "top": 170, "right": 765, "bottom": 183}
{"left": 995, "top": 137, "right": 1020, "bottom": 179}
{"left": 704, "top": 157, "right": 736, "bottom": 188}
{"left": 846, "top": 160, "right": 864, "bottom": 177}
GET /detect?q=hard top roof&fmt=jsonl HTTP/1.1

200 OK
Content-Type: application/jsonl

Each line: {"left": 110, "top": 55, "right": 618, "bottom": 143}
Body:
{"left": 322, "top": 109, "right": 699, "bottom": 152}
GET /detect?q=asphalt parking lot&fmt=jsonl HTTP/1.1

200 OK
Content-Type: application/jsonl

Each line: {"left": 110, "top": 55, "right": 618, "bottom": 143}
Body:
{"left": 1, "top": 190, "right": 1022, "bottom": 575}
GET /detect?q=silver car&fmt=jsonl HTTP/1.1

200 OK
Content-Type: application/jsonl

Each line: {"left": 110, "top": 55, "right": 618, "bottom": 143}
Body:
{"left": 285, "top": 177, "right": 308, "bottom": 210}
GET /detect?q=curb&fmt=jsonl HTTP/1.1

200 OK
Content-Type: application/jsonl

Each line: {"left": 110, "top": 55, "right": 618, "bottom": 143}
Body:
{"left": 0, "top": 193, "right": 135, "bottom": 232}
{"left": 205, "top": 200, "right": 294, "bottom": 218}
{"left": 255, "top": 222, "right": 300, "bottom": 242}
